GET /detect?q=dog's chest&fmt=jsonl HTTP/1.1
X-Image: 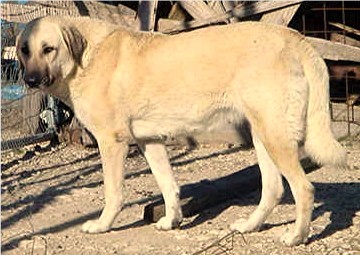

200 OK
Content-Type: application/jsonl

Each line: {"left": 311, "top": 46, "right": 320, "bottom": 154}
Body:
{"left": 71, "top": 96, "right": 106, "bottom": 134}
{"left": 130, "top": 107, "right": 244, "bottom": 140}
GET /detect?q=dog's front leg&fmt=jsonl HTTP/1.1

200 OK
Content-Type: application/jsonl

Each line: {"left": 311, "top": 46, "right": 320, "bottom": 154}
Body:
{"left": 139, "top": 142, "right": 183, "bottom": 230}
{"left": 82, "top": 137, "right": 129, "bottom": 233}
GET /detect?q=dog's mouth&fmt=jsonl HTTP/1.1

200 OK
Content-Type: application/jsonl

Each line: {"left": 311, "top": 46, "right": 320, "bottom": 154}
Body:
{"left": 40, "top": 75, "right": 56, "bottom": 88}
{"left": 23, "top": 70, "right": 55, "bottom": 89}
{"left": 24, "top": 76, "right": 51, "bottom": 89}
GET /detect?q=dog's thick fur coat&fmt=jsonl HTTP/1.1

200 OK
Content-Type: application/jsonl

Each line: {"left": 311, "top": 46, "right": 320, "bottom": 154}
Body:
{"left": 17, "top": 16, "right": 346, "bottom": 246}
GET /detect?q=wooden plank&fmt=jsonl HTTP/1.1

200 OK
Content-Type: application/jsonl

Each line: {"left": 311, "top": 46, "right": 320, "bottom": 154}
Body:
{"left": 207, "top": 1, "right": 241, "bottom": 24}
{"left": 0, "top": 1, "right": 70, "bottom": 22}
{"left": 158, "top": 19, "right": 183, "bottom": 33}
{"left": 330, "top": 33, "right": 360, "bottom": 48}
{"left": 168, "top": 3, "right": 187, "bottom": 21}
{"left": 230, "top": 1, "right": 302, "bottom": 21}
{"left": 144, "top": 158, "right": 318, "bottom": 223}
{"left": 306, "top": 37, "right": 360, "bottom": 63}
{"left": 83, "top": 2, "right": 137, "bottom": 28}
{"left": 260, "top": 3, "right": 300, "bottom": 25}
{"left": 221, "top": 1, "right": 242, "bottom": 12}
{"left": 329, "top": 22, "right": 360, "bottom": 37}
{"left": 220, "top": 1, "right": 244, "bottom": 23}
{"left": 1, "top": 1, "right": 80, "bottom": 23}
{"left": 207, "top": 1, "right": 226, "bottom": 15}
{"left": 179, "top": 1, "right": 219, "bottom": 21}
{"left": 160, "top": 1, "right": 303, "bottom": 33}
{"left": 1, "top": 1, "right": 137, "bottom": 28}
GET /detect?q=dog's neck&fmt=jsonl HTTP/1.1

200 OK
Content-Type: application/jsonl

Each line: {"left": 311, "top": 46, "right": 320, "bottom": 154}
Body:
{"left": 44, "top": 64, "right": 83, "bottom": 109}
{"left": 44, "top": 80, "right": 73, "bottom": 109}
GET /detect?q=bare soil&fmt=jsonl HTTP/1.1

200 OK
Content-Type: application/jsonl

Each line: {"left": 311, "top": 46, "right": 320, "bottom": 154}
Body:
{"left": 1, "top": 130, "right": 359, "bottom": 255}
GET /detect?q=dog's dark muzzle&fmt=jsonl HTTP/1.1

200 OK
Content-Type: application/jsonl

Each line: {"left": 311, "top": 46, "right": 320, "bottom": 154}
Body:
{"left": 23, "top": 70, "right": 50, "bottom": 88}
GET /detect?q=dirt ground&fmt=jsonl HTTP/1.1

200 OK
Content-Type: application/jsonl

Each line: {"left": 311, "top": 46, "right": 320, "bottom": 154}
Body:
{"left": 2, "top": 124, "right": 360, "bottom": 255}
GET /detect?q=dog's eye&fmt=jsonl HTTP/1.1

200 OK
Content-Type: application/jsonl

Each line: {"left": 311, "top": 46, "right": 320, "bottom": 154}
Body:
{"left": 43, "top": 46, "right": 55, "bottom": 55}
{"left": 21, "top": 45, "right": 30, "bottom": 56}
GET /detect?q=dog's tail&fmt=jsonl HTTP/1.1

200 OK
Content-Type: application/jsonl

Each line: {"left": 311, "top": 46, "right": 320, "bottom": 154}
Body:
{"left": 301, "top": 41, "right": 347, "bottom": 167}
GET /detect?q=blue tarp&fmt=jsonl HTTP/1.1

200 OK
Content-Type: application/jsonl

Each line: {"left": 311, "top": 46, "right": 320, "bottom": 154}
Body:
{"left": 1, "top": 84, "right": 25, "bottom": 100}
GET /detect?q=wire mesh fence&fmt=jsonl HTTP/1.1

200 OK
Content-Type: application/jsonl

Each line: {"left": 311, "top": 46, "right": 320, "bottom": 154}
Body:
{"left": 298, "top": 1, "right": 360, "bottom": 135}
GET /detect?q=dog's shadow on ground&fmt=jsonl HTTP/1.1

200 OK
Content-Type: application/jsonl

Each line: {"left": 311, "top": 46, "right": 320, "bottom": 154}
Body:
{"left": 309, "top": 181, "right": 360, "bottom": 243}
{"left": 180, "top": 180, "right": 360, "bottom": 239}
{"left": 177, "top": 164, "right": 360, "bottom": 245}
{"left": 1, "top": 146, "right": 359, "bottom": 251}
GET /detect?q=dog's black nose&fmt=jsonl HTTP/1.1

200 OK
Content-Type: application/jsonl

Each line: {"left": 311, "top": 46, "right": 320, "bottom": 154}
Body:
{"left": 24, "top": 74, "right": 41, "bottom": 88}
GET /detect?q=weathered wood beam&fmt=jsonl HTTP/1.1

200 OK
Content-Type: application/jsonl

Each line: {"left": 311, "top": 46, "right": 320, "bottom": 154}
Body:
{"left": 207, "top": 1, "right": 227, "bottom": 15}
{"left": 157, "top": 1, "right": 242, "bottom": 31}
{"left": 306, "top": 37, "right": 360, "bottom": 63}
{"left": 329, "top": 22, "right": 360, "bottom": 37}
{"left": 221, "top": 1, "right": 242, "bottom": 12}
{"left": 158, "top": 19, "right": 183, "bottom": 33}
{"left": 168, "top": 3, "right": 187, "bottom": 21}
{"left": 229, "top": 1, "right": 302, "bottom": 21}
{"left": 207, "top": 1, "right": 241, "bottom": 24}
{"left": 1, "top": 1, "right": 80, "bottom": 23}
{"left": 260, "top": 3, "right": 301, "bottom": 25}
{"left": 0, "top": 1, "right": 137, "bottom": 28}
{"left": 179, "top": 1, "right": 220, "bottom": 21}
{"left": 220, "top": 1, "right": 244, "bottom": 23}
{"left": 160, "top": 1, "right": 302, "bottom": 33}
{"left": 330, "top": 33, "right": 360, "bottom": 48}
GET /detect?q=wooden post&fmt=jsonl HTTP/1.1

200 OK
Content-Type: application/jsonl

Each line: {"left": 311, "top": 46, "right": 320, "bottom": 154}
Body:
{"left": 137, "top": 0, "right": 158, "bottom": 31}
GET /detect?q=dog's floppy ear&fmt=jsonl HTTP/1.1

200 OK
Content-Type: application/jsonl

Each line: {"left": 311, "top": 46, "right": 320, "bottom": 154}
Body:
{"left": 15, "top": 33, "right": 25, "bottom": 73}
{"left": 61, "top": 26, "right": 87, "bottom": 67}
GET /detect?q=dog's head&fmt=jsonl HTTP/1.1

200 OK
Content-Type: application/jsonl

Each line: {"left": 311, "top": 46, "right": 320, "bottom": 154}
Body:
{"left": 16, "top": 17, "right": 87, "bottom": 89}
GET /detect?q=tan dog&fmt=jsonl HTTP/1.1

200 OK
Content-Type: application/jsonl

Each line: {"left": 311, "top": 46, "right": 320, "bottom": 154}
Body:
{"left": 16, "top": 16, "right": 346, "bottom": 246}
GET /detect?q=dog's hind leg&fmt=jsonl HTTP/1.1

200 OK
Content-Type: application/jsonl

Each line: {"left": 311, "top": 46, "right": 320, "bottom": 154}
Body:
{"left": 230, "top": 131, "right": 284, "bottom": 233}
{"left": 139, "top": 142, "right": 183, "bottom": 230}
{"left": 254, "top": 126, "right": 314, "bottom": 246}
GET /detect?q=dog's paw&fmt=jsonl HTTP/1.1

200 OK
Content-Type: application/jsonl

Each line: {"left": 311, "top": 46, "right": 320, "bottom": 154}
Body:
{"left": 280, "top": 231, "right": 308, "bottom": 246}
{"left": 82, "top": 220, "right": 111, "bottom": 234}
{"left": 156, "top": 216, "right": 182, "bottom": 231}
{"left": 230, "top": 218, "right": 261, "bottom": 233}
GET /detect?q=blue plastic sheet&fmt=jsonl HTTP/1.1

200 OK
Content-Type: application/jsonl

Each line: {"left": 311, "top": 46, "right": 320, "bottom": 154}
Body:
{"left": 2, "top": 84, "right": 25, "bottom": 100}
